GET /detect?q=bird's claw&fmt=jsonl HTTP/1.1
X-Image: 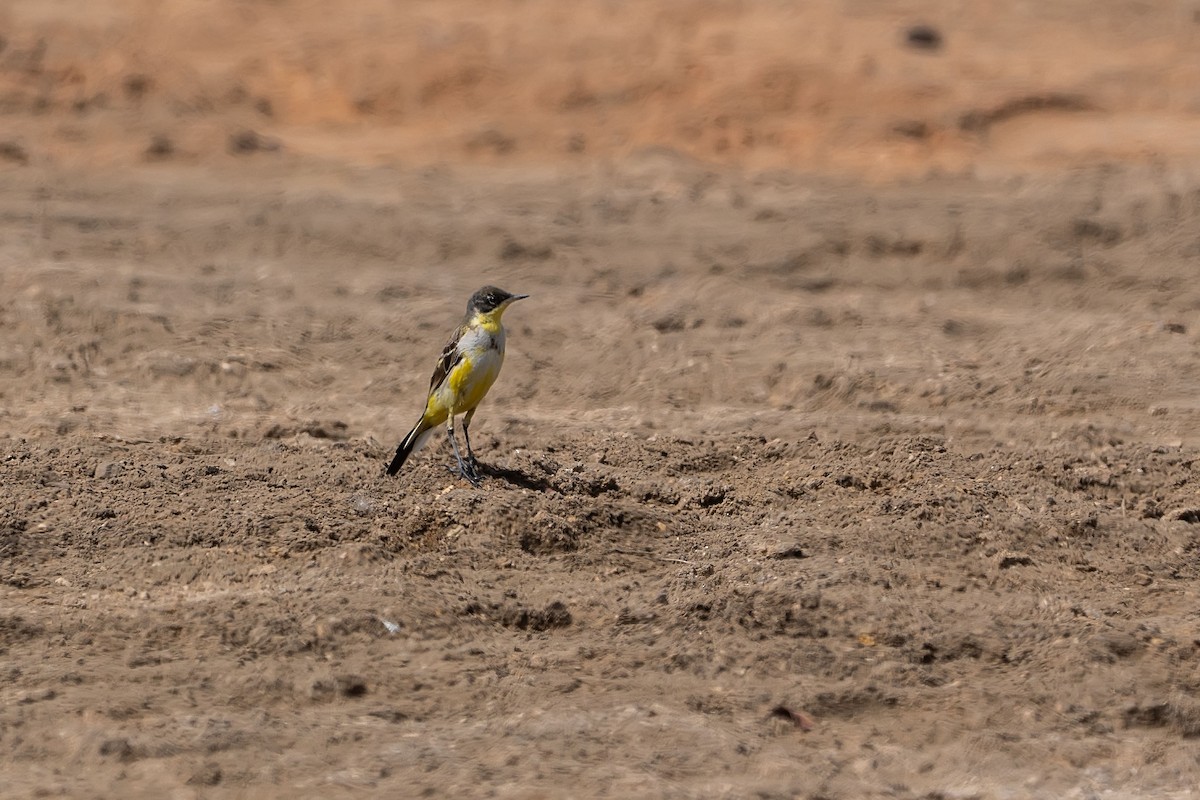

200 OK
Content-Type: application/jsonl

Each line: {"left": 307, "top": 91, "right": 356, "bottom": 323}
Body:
{"left": 447, "top": 462, "right": 483, "bottom": 487}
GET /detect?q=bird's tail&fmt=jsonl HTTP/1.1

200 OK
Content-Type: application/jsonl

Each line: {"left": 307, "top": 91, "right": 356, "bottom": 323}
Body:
{"left": 386, "top": 419, "right": 437, "bottom": 476}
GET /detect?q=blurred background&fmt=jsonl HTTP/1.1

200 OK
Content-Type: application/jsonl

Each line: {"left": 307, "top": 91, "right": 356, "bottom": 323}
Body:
{"left": 4, "top": 0, "right": 1200, "bottom": 445}
{"left": 3, "top": 0, "right": 1199, "bottom": 178}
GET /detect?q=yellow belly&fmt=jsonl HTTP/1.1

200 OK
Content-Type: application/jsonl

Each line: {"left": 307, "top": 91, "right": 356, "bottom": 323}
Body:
{"left": 446, "top": 349, "right": 502, "bottom": 412}
{"left": 423, "top": 343, "right": 504, "bottom": 420}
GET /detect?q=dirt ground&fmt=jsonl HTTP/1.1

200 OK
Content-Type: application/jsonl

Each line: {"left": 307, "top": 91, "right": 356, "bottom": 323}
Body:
{"left": 3, "top": 2, "right": 1200, "bottom": 799}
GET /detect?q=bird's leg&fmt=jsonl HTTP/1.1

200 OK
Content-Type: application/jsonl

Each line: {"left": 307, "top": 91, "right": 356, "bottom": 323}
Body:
{"left": 446, "top": 414, "right": 481, "bottom": 486}
{"left": 462, "top": 407, "right": 479, "bottom": 472}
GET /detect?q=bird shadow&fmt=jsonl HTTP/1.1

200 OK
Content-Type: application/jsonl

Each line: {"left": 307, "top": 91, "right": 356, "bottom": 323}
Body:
{"left": 478, "top": 462, "right": 555, "bottom": 493}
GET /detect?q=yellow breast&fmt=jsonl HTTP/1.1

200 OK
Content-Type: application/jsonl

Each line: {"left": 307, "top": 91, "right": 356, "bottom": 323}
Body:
{"left": 427, "top": 318, "right": 507, "bottom": 417}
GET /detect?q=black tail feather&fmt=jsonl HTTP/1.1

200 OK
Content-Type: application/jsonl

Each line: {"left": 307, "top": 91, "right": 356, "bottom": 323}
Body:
{"left": 386, "top": 422, "right": 422, "bottom": 476}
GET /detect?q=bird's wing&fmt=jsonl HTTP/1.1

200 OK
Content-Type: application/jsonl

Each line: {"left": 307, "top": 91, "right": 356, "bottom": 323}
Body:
{"left": 427, "top": 324, "right": 465, "bottom": 393}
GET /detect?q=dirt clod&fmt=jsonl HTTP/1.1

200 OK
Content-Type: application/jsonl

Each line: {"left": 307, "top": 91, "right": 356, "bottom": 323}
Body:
{"left": 498, "top": 601, "right": 573, "bottom": 632}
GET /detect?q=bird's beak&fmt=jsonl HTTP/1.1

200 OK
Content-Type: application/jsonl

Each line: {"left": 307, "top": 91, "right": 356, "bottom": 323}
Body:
{"left": 506, "top": 294, "right": 530, "bottom": 305}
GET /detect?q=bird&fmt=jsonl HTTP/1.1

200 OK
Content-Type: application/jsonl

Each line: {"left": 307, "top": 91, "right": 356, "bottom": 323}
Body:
{"left": 386, "top": 285, "right": 529, "bottom": 486}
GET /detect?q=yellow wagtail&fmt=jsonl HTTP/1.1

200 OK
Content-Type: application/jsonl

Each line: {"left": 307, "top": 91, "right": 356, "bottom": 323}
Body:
{"left": 386, "top": 285, "right": 528, "bottom": 485}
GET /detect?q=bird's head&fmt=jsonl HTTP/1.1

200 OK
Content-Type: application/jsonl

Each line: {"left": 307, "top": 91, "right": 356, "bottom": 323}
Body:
{"left": 468, "top": 286, "right": 529, "bottom": 318}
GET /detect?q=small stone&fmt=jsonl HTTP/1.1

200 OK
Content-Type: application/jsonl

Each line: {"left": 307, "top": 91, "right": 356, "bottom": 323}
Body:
{"left": 94, "top": 461, "right": 124, "bottom": 480}
{"left": 98, "top": 738, "right": 136, "bottom": 761}
{"left": 770, "top": 543, "right": 809, "bottom": 560}
{"left": 767, "top": 705, "right": 814, "bottom": 731}
{"left": 903, "top": 24, "right": 944, "bottom": 51}
{"left": 229, "top": 129, "right": 281, "bottom": 154}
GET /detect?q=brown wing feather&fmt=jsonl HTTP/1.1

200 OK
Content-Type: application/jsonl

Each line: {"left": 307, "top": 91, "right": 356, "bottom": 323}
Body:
{"left": 427, "top": 324, "right": 465, "bottom": 393}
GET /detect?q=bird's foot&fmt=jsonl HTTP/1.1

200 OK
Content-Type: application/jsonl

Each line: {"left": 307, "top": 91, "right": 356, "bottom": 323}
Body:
{"left": 448, "top": 461, "right": 483, "bottom": 487}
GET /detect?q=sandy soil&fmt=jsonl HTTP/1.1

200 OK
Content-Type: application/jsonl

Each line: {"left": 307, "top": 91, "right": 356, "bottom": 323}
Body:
{"left": 3, "top": 2, "right": 1200, "bottom": 799}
